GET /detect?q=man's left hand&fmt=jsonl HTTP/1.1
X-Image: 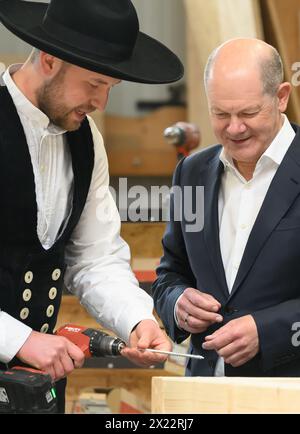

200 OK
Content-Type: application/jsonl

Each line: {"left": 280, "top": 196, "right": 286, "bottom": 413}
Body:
{"left": 121, "top": 319, "right": 172, "bottom": 367}
{"left": 202, "top": 315, "right": 259, "bottom": 367}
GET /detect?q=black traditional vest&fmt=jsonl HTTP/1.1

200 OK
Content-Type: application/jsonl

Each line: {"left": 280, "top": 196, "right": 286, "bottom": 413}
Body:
{"left": 0, "top": 86, "right": 94, "bottom": 335}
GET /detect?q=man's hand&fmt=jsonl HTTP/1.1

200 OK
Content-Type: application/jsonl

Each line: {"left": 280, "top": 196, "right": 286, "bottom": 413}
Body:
{"left": 16, "top": 331, "right": 85, "bottom": 381}
{"left": 202, "top": 315, "right": 259, "bottom": 367}
{"left": 121, "top": 319, "right": 172, "bottom": 367}
{"left": 176, "top": 288, "right": 223, "bottom": 333}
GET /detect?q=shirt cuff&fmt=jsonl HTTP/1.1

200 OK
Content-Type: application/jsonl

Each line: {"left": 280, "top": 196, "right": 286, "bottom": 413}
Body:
{"left": 174, "top": 294, "right": 184, "bottom": 329}
{"left": 0, "top": 311, "right": 32, "bottom": 363}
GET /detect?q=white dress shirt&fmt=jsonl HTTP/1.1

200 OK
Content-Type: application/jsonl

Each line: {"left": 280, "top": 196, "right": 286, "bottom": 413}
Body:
{"left": 0, "top": 65, "right": 156, "bottom": 363}
{"left": 215, "top": 114, "right": 296, "bottom": 376}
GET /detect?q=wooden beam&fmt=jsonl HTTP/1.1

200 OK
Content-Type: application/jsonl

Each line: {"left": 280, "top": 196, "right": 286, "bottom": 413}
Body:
{"left": 260, "top": 0, "right": 300, "bottom": 124}
{"left": 152, "top": 376, "right": 300, "bottom": 414}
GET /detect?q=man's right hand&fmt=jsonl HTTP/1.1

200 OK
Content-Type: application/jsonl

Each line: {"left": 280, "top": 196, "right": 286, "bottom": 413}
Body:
{"left": 16, "top": 331, "right": 85, "bottom": 381}
{"left": 176, "top": 288, "right": 223, "bottom": 334}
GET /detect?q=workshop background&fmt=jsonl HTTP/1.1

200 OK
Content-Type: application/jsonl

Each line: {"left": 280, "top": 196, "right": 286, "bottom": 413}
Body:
{"left": 0, "top": 0, "right": 300, "bottom": 414}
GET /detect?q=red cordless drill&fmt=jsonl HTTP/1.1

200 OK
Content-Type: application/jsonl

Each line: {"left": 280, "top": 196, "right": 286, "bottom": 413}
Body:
{"left": 0, "top": 324, "right": 126, "bottom": 413}
{"left": 55, "top": 324, "right": 126, "bottom": 357}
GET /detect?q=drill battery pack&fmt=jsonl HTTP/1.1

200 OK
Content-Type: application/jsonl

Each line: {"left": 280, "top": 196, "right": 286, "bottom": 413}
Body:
{"left": 0, "top": 367, "right": 57, "bottom": 414}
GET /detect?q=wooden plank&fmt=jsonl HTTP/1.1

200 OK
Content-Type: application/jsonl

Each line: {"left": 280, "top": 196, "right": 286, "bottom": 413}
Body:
{"left": 152, "top": 377, "right": 230, "bottom": 414}
{"left": 152, "top": 377, "right": 300, "bottom": 414}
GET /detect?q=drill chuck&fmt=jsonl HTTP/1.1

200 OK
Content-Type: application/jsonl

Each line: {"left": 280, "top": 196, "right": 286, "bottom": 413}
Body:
{"left": 83, "top": 329, "right": 126, "bottom": 357}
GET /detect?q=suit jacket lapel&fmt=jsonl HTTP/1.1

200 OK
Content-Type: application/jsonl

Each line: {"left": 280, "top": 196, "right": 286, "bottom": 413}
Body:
{"left": 230, "top": 129, "right": 300, "bottom": 298}
{"left": 203, "top": 153, "right": 229, "bottom": 298}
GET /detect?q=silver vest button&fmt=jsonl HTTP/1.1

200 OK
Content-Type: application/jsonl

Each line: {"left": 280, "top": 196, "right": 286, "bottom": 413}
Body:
{"left": 46, "top": 305, "right": 55, "bottom": 318}
{"left": 40, "top": 323, "right": 49, "bottom": 333}
{"left": 22, "top": 289, "right": 32, "bottom": 302}
{"left": 24, "top": 271, "right": 33, "bottom": 284}
{"left": 52, "top": 269, "right": 61, "bottom": 281}
{"left": 20, "top": 307, "right": 29, "bottom": 320}
{"left": 48, "top": 287, "right": 57, "bottom": 300}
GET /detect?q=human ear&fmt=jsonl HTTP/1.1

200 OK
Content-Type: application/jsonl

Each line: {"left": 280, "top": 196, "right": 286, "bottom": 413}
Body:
{"left": 39, "top": 52, "right": 63, "bottom": 78}
{"left": 277, "top": 82, "right": 292, "bottom": 113}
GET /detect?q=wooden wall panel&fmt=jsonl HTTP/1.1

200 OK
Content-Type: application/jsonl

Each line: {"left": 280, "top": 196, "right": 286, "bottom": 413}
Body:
{"left": 260, "top": 0, "right": 300, "bottom": 124}
{"left": 104, "top": 107, "right": 186, "bottom": 176}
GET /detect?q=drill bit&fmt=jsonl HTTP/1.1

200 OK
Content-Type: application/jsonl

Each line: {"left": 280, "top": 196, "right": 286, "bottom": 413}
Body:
{"left": 138, "top": 348, "right": 204, "bottom": 360}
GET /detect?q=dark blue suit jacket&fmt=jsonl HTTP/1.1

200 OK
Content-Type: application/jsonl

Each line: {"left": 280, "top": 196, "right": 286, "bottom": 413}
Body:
{"left": 152, "top": 123, "right": 300, "bottom": 377}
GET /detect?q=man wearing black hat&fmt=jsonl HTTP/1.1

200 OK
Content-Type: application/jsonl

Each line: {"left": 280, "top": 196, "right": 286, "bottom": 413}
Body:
{"left": 0, "top": 0, "right": 183, "bottom": 412}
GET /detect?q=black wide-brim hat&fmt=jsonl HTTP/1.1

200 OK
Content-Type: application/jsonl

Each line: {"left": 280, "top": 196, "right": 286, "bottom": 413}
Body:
{"left": 0, "top": 0, "right": 184, "bottom": 84}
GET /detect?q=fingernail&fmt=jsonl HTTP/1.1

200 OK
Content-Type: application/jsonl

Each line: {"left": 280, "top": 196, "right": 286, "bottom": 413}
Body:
{"left": 216, "top": 316, "right": 223, "bottom": 322}
{"left": 213, "top": 305, "right": 219, "bottom": 312}
{"left": 202, "top": 343, "right": 208, "bottom": 349}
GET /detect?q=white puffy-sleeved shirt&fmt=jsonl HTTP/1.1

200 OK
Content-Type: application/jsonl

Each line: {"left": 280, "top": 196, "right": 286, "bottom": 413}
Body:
{"left": 0, "top": 64, "right": 155, "bottom": 363}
